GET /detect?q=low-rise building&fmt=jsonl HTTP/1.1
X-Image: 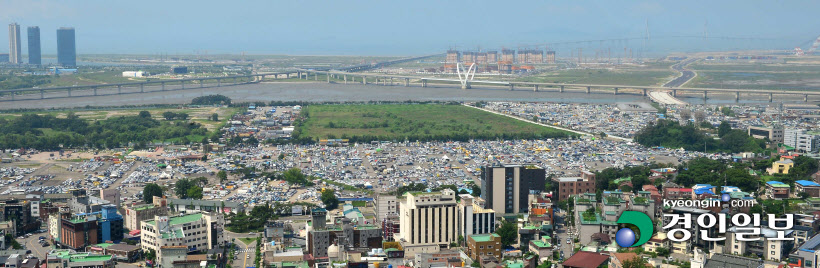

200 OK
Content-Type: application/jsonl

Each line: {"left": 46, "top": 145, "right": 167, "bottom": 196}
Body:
{"left": 766, "top": 181, "right": 791, "bottom": 199}
{"left": 555, "top": 175, "right": 596, "bottom": 202}
{"left": 45, "top": 249, "right": 115, "bottom": 268}
{"left": 788, "top": 233, "right": 820, "bottom": 268}
{"left": 140, "top": 212, "right": 225, "bottom": 254}
{"left": 124, "top": 196, "right": 168, "bottom": 231}
{"left": 85, "top": 243, "right": 141, "bottom": 263}
{"left": 60, "top": 217, "right": 98, "bottom": 250}
{"left": 609, "top": 252, "right": 640, "bottom": 268}
{"left": 166, "top": 198, "right": 244, "bottom": 214}
{"left": 528, "top": 236, "right": 553, "bottom": 263}
{"left": 642, "top": 233, "right": 669, "bottom": 254}
{"left": 726, "top": 226, "right": 794, "bottom": 262}
{"left": 414, "top": 250, "right": 461, "bottom": 268}
{"left": 306, "top": 208, "right": 383, "bottom": 260}
{"left": 467, "top": 233, "right": 501, "bottom": 261}
{"left": 562, "top": 251, "right": 609, "bottom": 268}
{"left": 797, "top": 180, "right": 820, "bottom": 198}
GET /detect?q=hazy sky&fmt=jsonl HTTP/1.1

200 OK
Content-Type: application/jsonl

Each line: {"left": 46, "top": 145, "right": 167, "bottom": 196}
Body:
{"left": 1, "top": 0, "right": 819, "bottom": 56}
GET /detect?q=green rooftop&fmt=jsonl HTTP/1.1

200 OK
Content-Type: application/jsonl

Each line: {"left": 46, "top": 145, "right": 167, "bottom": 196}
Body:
{"left": 70, "top": 255, "right": 113, "bottom": 263}
{"left": 92, "top": 243, "right": 114, "bottom": 248}
{"left": 160, "top": 229, "right": 185, "bottom": 239}
{"left": 470, "top": 233, "right": 500, "bottom": 242}
{"left": 505, "top": 260, "right": 525, "bottom": 268}
{"left": 531, "top": 240, "right": 552, "bottom": 248}
{"left": 144, "top": 213, "right": 203, "bottom": 227}
{"left": 133, "top": 204, "right": 157, "bottom": 211}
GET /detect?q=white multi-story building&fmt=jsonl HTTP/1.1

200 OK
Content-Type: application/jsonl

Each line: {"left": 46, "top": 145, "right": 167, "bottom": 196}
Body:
{"left": 458, "top": 194, "right": 496, "bottom": 239}
{"left": 397, "top": 189, "right": 458, "bottom": 256}
{"left": 726, "top": 226, "right": 794, "bottom": 262}
{"left": 785, "top": 128, "right": 819, "bottom": 152}
{"left": 140, "top": 213, "right": 225, "bottom": 253}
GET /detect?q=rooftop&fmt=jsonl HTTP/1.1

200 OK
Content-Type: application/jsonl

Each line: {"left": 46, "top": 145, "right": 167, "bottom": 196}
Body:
{"left": 530, "top": 240, "right": 551, "bottom": 248}
{"left": 470, "top": 233, "right": 500, "bottom": 242}
{"left": 144, "top": 213, "right": 203, "bottom": 227}
{"left": 797, "top": 180, "right": 820, "bottom": 187}
{"left": 561, "top": 251, "right": 609, "bottom": 268}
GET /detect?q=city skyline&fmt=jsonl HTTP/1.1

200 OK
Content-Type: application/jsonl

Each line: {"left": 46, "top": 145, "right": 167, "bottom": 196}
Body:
{"left": 0, "top": 0, "right": 819, "bottom": 56}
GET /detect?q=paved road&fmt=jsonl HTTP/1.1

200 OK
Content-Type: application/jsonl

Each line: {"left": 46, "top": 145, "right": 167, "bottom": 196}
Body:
{"left": 554, "top": 210, "right": 574, "bottom": 265}
{"left": 663, "top": 59, "right": 698, "bottom": 87}
{"left": 225, "top": 231, "right": 259, "bottom": 268}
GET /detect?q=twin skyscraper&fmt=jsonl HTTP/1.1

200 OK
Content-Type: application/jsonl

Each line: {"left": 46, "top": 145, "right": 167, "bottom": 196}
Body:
{"left": 8, "top": 23, "right": 75, "bottom": 67}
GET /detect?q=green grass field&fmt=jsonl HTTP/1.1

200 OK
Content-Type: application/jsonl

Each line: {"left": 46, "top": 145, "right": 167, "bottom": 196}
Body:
{"left": 687, "top": 71, "right": 820, "bottom": 90}
{"left": 298, "top": 104, "right": 573, "bottom": 142}
{"left": 516, "top": 68, "right": 675, "bottom": 86}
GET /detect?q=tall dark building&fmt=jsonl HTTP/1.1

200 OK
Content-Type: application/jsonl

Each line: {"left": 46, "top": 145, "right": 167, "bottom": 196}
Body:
{"left": 27, "top": 26, "right": 40, "bottom": 65}
{"left": 56, "top": 27, "right": 76, "bottom": 67}
{"left": 480, "top": 164, "right": 546, "bottom": 214}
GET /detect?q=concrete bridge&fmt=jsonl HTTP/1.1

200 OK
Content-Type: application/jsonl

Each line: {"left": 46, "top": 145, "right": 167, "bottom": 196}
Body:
{"left": 2, "top": 68, "right": 819, "bottom": 103}
{"left": 296, "top": 70, "right": 820, "bottom": 103}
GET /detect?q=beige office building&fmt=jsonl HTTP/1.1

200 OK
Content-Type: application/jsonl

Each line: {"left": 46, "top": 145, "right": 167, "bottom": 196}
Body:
{"left": 397, "top": 189, "right": 458, "bottom": 256}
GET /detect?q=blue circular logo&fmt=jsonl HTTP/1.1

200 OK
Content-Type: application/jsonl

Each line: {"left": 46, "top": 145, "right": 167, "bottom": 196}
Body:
{"left": 721, "top": 193, "right": 730, "bottom": 202}
{"left": 615, "top": 228, "right": 636, "bottom": 247}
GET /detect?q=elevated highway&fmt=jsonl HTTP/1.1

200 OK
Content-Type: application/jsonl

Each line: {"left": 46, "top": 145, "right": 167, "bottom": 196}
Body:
{"left": 2, "top": 67, "right": 819, "bottom": 103}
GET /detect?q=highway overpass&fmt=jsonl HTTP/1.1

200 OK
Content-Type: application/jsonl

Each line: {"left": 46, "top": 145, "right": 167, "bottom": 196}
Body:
{"left": 1, "top": 68, "right": 819, "bottom": 103}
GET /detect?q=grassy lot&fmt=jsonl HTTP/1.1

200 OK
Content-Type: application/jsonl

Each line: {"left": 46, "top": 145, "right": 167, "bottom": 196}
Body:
{"left": 689, "top": 63, "right": 820, "bottom": 72}
{"left": 687, "top": 71, "right": 820, "bottom": 90}
{"left": 0, "top": 107, "right": 240, "bottom": 132}
{"left": 298, "top": 104, "right": 573, "bottom": 142}
{"left": 516, "top": 68, "right": 675, "bottom": 86}
{"left": 351, "top": 201, "right": 367, "bottom": 207}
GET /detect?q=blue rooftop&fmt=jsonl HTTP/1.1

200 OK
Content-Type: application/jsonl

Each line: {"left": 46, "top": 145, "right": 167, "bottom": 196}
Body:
{"left": 797, "top": 180, "right": 820, "bottom": 187}
{"left": 767, "top": 181, "right": 785, "bottom": 185}
{"left": 693, "top": 184, "right": 715, "bottom": 195}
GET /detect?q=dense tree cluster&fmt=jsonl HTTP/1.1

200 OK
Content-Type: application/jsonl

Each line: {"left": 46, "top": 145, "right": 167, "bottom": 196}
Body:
{"left": 0, "top": 75, "right": 51, "bottom": 90}
{"left": 634, "top": 119, "right": 764, "bottom": 153}
{"left": 320, "top": 188, "right": 339, "bottom": 210}
{"left": 162, "top": 111, "right": 189, "bottom": 120}
{"left": 594, "top": 164, "right": 670, "bottom": 193}
{"left": 394, "top": 183, "right": 427, "bottom": 196}
{"left": 174, "top": 177, "right": 207, "bottom": 199}
{"left": 0, "top": 112, "right": 207, "bottom": 150}
{"left": 226, "top": 203, "right": 276, "bottom": 233}
{"left": 191, "top": 94, "right": 232, "bottom": 105}
{"left": 143, "top": 183, "right": 164, "bottom": 204}
{"left": 675, "top": 157, "right": 758, "bottom": 192}
{"left": 496, "top": 220, "right": 518, "bottom": 247}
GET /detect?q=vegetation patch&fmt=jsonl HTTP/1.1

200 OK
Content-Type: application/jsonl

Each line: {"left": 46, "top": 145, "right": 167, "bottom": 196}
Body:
{"left": 295, "top": 104, "right": 573, "bottom": 142}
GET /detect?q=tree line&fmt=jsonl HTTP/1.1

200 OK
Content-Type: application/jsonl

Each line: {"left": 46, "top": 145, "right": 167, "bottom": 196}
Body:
{"left": 634, "top": 119, "right": 765, "bottom": 153}
{"left": 191, "top": 94, "right": 232, "bottom": 106}
{"left": 0, "top": 111, "right": 207, "bottom": 150}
